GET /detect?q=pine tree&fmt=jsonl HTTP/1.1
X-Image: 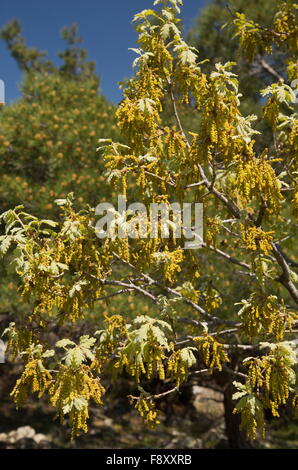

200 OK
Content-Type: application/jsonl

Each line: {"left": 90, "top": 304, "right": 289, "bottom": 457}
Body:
{"left": 0, "top": 21, "right": 121, "bottom": 216}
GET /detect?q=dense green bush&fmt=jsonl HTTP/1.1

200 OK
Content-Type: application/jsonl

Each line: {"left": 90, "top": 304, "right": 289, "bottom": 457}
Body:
{"left": 0, "top": 22, "right": 121, "bottom": 217}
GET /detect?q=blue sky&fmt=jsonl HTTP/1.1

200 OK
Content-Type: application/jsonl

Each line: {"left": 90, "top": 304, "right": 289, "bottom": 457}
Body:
{"left": 0, "top": 1, "right": 207, "bottom": 105}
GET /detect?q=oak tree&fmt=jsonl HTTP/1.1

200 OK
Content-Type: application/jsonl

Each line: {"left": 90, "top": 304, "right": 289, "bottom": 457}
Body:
{"left": 1, "top": 0, "right": 298, "bottom": 446}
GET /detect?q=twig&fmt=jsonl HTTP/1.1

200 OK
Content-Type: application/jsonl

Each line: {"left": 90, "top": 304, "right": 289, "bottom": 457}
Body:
{"left": 259, "top": 57, "right": 284, "bottom": 82}
{"left": 128, "top": 386, "right": 178, "bottom": 401}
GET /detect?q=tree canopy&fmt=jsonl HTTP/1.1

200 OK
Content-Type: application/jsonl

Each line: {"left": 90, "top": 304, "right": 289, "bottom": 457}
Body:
{"left": 1, "top": 0, "right": 298, "bottom": 446}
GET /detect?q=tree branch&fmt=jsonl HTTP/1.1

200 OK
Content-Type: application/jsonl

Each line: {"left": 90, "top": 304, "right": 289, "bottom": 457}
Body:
{"left": 271, "top": 242, "right": 298, "bottom": 304}
{"left": 258, "top": 57, "right": 284, "bottom": 82}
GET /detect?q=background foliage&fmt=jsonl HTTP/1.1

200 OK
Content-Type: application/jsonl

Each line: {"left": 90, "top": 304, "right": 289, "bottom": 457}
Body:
{"left": 0, "top": 0, "right": 298, "bottom": 449}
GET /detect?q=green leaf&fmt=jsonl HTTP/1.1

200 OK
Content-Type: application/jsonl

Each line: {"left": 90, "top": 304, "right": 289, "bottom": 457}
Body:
{"left": 62, "top": 396, "right": 88, "bottom": 415}
{"left": 42, "top": 349, "right": 55, "bottom": 359}
{"left": 64, "top": 346, "right": 86, "bottom": 367}
{"left": 79, "top": 335, "right": 97, "bottom": 349}
{"left": 56, "top": 339, "right": 75, "bottom": 349}
{"left": 69, "top": 280, "right": 88, "bottom": 298}
{"left": 138, "top": 98, "right": 156, "bottom": 114}
{"left": 40, "top": 220, "right": 58, "bottom": 228}
{"left": 54, "top": 198, "right": 68, "bottom": 206}
{"left": 132, "top": 9, "right": 157, "bottom": 23}
{"left": 161, "top": 23, "right": 171, "bottom": 40}
{"left": 180, "top": 347, "right": 197, "bottom": 367}
{"left": 73, "top": 396, "right": 88, "bottom": 411}
{"left": 0, "top": 236, "right": 13, "bottom": 255}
